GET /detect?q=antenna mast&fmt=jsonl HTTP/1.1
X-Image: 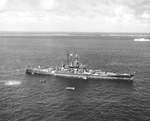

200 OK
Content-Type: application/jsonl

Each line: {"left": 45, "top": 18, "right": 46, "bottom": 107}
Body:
{"left": 66, "top": 52, "right": 69, "bottom": 65}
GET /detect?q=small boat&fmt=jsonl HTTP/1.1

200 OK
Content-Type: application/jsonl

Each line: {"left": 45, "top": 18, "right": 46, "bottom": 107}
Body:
{"left": 40, "top": 79, "right": 46, "bottom": 83}
{"left": 65, "top": 87, "right": 75, "bottom": 90}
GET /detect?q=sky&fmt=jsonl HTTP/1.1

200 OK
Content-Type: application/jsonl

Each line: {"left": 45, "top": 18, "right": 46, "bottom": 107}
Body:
{"left": 0, "top": 0, "right": 150, "bottom": 32}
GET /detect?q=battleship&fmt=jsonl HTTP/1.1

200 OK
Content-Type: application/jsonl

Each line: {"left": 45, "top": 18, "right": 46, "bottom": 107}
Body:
{"left": 26, "top": 53, "right": 135, "bottom": 81}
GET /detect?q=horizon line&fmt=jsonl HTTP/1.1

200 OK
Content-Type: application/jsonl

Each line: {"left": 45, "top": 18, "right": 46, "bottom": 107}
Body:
{"left": 0, "top": 31, "right": 150, "bottom": 34}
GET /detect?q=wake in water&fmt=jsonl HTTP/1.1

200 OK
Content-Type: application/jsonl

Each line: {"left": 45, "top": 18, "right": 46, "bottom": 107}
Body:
{"left": 134, "top": 38, "right": 150, "bottom": 42}
{"left": 0, "top": 80, "right": 21, "bottom": 86}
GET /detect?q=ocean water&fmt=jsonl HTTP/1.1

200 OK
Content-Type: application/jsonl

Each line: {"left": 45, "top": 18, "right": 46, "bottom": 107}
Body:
{"left": 0, "top": 33, "right": 150, "bottom": 121}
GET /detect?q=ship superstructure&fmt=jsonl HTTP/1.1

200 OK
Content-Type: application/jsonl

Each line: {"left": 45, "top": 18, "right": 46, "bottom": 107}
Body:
{"left": 26, "top": 53, "right": 134, "bottom": 81}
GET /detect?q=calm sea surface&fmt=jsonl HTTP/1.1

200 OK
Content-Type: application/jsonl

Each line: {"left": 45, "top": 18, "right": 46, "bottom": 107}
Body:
{"left": 0, "top": 33, "right": 150, "bottom": 121}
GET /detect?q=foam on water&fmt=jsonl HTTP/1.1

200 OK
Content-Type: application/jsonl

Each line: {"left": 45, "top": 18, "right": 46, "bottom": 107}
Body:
{"left": 0, "top": 80, "right": 22, "bottom": 86}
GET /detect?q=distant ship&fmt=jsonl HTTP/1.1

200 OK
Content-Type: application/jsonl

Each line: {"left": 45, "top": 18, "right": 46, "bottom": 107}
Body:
{"left": 26, "top": 53, "right": 135, "bottom": 81}
{"left": 134, "top": 38, "right": 150, "bottom": 42}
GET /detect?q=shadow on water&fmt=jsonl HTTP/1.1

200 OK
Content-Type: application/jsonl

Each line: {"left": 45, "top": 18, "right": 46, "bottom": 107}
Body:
{"left": 24, "top": 74, "right": 134, "bottom": 97}
{"left": 56, "top": 76, "right": 134, "bottom": 91}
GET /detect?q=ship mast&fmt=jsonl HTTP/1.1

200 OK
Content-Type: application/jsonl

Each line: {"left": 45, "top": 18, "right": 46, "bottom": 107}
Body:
{"left": 74, "top": 54, "right": 79, "bottom": 68}
{"left": 66, "top": 53, "right": 70, "bottom": 65}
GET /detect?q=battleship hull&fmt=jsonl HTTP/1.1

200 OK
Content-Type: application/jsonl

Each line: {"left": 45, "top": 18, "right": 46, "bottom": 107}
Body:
{"left": 26, "top": 68, "right": 134, "bottom": 81}
{"left": 26, "top": 53, "right": 135, "bottom": 81}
